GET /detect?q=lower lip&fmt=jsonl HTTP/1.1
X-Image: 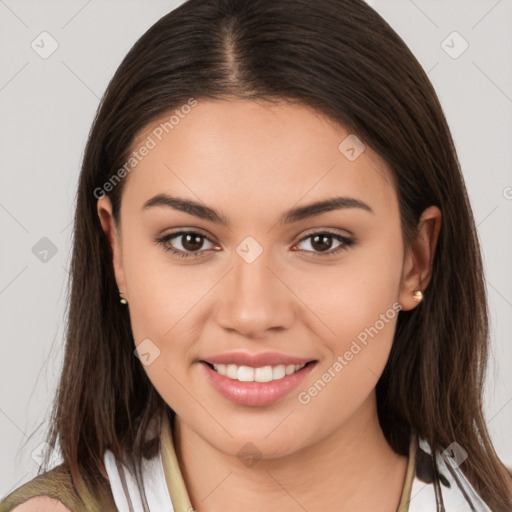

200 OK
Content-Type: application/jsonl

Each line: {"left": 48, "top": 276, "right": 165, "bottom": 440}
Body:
{"left": 200, "top": 361, "right": 317, "bottom": 407}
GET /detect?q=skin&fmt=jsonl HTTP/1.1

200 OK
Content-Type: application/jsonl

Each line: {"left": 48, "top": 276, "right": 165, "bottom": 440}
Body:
{"left": 97, "top": 98, "right": 441, "bottom": 512}
{"left": 12, "top": 497, "right": 71, "bottom": 512}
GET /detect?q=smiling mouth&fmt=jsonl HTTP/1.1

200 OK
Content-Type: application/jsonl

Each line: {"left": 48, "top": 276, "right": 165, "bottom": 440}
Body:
{"left": 201, "top": 360, "right": 317, "bottom": 383}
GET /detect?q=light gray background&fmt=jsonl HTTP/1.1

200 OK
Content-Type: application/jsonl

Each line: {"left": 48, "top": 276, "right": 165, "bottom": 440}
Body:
{"left": 1, "top": 0, "right": 511, "bottom": 500}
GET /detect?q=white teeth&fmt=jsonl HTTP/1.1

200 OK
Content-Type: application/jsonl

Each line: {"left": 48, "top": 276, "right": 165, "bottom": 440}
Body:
{"left": 285, "top": 364, "right": 296, "bottom": 376}
{"left": 211, "top": 362, "right": 307, "bottom": 382}
{"left": 272, "top": 365, "right": 286, "bottom": 380}
{"left": 237, "top": 366, "right": 254, "bottom": 382}
{"left": 254, "top": 366, "right": 273, "bottom": 382}
{"left": 226, "top": 364, "right": 238, "bottom": 379}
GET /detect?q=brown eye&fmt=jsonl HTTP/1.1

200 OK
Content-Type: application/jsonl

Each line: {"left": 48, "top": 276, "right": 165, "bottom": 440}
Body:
{"left": 181, "top": 233, "right": 206, "bottom": 251}
{"left": 295, "top": 231, "right": 354, "bottom": 257}
{"left": 309, "top": 233, "right": 335, "bottom": 252}
{"left": 156, "top": 231, "right": 217, "bottom": 259}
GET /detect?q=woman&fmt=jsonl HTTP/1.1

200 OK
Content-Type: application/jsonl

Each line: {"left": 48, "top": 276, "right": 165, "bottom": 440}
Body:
{"left": 2, "top": 0, "right": 511, "bottom": 511}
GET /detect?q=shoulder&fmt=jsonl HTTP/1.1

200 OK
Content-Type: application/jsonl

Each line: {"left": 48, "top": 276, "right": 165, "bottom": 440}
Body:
{"left": 0, "top": 464, "right": 76, "bottom": 512}
{"left": 0, "top": 463, "right": 117, "bottom": 512}
{"left": 10, "top": 496, "right": 71, "bottom": 512}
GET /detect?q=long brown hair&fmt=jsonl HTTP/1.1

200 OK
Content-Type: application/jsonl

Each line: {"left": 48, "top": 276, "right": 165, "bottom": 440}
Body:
{"left": 38, "top": 0, "right": 512, "bottom": 509}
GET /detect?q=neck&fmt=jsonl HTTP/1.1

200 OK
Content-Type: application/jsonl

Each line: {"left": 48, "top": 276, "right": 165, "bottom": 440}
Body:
{"left": 172, "top": 393, "right": 408, "bottom": 512}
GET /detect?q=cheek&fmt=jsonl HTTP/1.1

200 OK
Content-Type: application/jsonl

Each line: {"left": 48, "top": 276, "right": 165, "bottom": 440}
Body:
{"left": 120, "top": 234, "right": 206, "bottom": 412}
{"left": 296, "top": 286, "right": 399, "bottom": 410}
{"left": 120, "top": 230, "right": 221, "bottom": 408}
{"left": 294, "top": 275, "right": 402, "bottom": 427}
{"left": 292, "top": 228, "right": 403, "bottom": 410}
{"left": 295, "top": 224, "right": 403, "bottom": 348}
{"left": 294, "top": 324, "right": 395, "bottom": 434}
{"left": 120, "top": 227, "right": 202, "bottom": 340}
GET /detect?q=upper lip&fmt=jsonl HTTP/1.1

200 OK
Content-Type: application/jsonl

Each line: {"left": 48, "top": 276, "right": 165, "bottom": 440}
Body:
{"left": 201, "top": 352, "right": 316, "bottom": 368}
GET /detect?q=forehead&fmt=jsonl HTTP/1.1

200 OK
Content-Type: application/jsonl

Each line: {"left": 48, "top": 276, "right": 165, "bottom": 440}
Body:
{"left": 121, "top": 99, "right": 396, "bottom": 223}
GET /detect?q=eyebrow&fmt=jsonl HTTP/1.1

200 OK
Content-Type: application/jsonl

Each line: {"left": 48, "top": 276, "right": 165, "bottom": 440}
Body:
{"left": 142, "top": 193, "right": 374, "bottom": 225}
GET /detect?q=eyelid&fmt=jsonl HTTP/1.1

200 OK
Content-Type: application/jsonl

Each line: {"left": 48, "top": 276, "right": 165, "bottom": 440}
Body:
{"left": 296, "top": 226, "right": 354, "bottom": 240}
{"left": 157, "top": 226, "right": 214, "bottom": 239}
{"left": 156, "top": 229, "right": 218, "bottom": 250}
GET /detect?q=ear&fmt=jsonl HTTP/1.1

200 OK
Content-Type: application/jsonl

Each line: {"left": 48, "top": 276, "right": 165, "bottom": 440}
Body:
{"left": 399, "top": 205, "right": 441, "bottom": 311}
{"left": 97, "top": 195, "right": 127, "bottom": 298}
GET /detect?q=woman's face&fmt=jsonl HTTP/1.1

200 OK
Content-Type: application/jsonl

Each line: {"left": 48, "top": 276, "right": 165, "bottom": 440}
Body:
{"left": 98, "top": 98, "right": 434, "bottom": 458}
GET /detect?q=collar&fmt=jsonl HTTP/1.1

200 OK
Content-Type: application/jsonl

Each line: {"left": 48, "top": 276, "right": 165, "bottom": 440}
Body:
{"left": 106, "top": 414, "right": 488, "bottom": 511}
{"left": 160, "top": 411, "right": 194, "bottom": 511}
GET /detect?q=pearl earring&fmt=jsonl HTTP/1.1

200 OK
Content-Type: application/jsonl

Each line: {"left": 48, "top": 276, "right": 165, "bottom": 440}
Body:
{"left": 119, "top": 291, "right": 128, "bottom": 305}
{"left": 412, "top": 290, "right": 423, "bottom": 302}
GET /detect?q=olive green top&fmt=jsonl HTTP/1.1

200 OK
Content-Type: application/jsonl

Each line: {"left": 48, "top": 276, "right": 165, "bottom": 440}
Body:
{"left": 0, "top": 461, "right": 118, "bottom": 512}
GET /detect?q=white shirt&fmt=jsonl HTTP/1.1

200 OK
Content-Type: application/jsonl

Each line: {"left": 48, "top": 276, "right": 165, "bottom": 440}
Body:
{"left": 104, "top": 446, "right": 174, "bottom": 512}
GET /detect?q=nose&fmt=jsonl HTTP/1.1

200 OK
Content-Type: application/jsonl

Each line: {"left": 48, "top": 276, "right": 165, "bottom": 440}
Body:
{"left": 215, "top": 249, "right": 296, "bottom": 339}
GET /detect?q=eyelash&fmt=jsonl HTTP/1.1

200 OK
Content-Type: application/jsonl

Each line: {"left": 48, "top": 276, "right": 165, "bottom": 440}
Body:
{"left": 155, "top": 230, "right": 354, "bottom": 260}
